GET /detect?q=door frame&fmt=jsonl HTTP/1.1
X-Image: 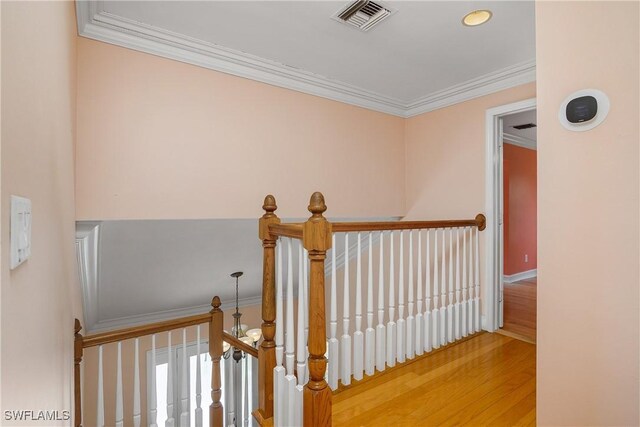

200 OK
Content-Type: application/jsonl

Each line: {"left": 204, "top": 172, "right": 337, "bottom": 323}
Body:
{"left": 484, "top": 98, "right": 536, "bottom": 332}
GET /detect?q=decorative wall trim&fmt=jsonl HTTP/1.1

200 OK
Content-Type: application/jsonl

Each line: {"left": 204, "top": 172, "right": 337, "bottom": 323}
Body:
{"left": 76, "top": 222, "right": 101, "bottom": 332}
{"left": 404, "top": 60, "right": 536, "bottom": 117}
{"left": 503, "top": 132, "right": 537, "bottom": 150}
{"left": 76, "top": 1, "right": 536, "bottom": 118}
{"left": 503, "top": 269, "right": 537, "bottom": 284}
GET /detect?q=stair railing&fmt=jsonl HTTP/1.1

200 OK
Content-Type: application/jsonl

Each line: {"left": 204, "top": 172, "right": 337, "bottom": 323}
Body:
{"left": 73, "top": 296, "right": 249, "bottom": 427}
{"left": 257, "top": 192, "right": 485, "bottom": 427}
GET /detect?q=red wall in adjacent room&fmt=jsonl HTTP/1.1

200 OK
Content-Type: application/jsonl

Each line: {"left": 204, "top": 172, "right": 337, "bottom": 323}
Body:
{"left": 503, "top": 143, "right": 537, "bottom": 275}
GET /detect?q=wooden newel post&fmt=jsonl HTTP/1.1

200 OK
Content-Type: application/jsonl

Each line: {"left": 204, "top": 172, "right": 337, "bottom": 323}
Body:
{"left": 257, "top": 195, "right": 280, "bottom": 421}
{"left": 74, "top": 319, "right": 83, "bottom": 427}
{"left": 303, "top": 192, "right": 333, "bottom": 426}
{"left": 209, "top": 296, "right": 224, "bottom": 427}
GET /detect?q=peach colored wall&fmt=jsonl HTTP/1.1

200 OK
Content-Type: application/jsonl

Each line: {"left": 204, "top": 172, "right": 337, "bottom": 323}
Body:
{"left": 536, "top": 2, "right": 639, "bottom": 425}
{"left": 503, "top": 143, "right": 537, "bottom": 275}
{"left": 404, "top": 82, "right": 537, "bottom": 309}
{"left": 1, "top": 1, "right": 82, "bottom": 424}
{"left": 75, "top": 38, "right": 406, "bottom": 221}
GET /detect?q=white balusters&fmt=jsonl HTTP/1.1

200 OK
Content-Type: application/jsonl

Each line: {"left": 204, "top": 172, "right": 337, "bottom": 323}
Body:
{"left": 195, "top": 327, "right": 203, "bottom": 427}
{"left": 150, "top": 336, "right": 158, "bottom": 427}
{"left": 242, "top": 355, "right": 249, "bottom": 427}
{"left": 180, "top": 329, "right": 189, "bottom": 427}
{"left": 376, "top": 231, "right": 386, "bottom": 372}
{"left": 447, "top": 229, "right": 454, "bottom": 343}
{"left": 274, "top": 242, "right": 286, "bottom": 427}
{"left": 133, "top": 338, "right": 141, "bottom": 427}
{"left": 297, "top": 241, "right": 307, "bottom": 386}
{"left": 227, "top": 353, "right": 235, "bottom": 426}
{"left": 97, "top": 345, "right": 104, "bottom": 427}
{"left": 396, "top": 231, "right": 405, "bottom": 364}
{"left": 328, "top": 234, "right": 339, "bottom": 390}
{"left": 474, "top": 227, "right": 481, "bottom": 332}
{"left": 115, "top": 342, "right": 123, "bottom": 427}
{"left": 455, "top": 228, "right": 461, "bottom": 340}
{"left": 440, "top": 229, "right": 447, "bottom": 347}
{"left": 365, "top": 232, "right": 375, "bottom": 376}
{"left": 432, "top": 229, "right": 440, "bottom": 349}
{"left": 353, "top": 232, "right": 364, "bottom": 381}
{"left": 166, "top": 331, "right": 175, "bottom": 427}
{"left": 341, "top": 233, "right": 352, "bottom": 385}
{"left": 461, "top": 228, "right": 468, "bottom": 338}
{"left": 424, "top": 229, "right": 432, "bottom": 353}
{"left": 468, "top": 227, "right": 474, "bottom": 334}
{"left": 416, "top": 230, "right": 423, "bottom": 356}
{"left": 386, "top": 231, "right": 396, "bottom": 368}
{"left": 285, "top": 239, "right": 295, "bottom": 376}
{"left": 303, "top": 247, "right": 309, "bottom": 345}
{"left": 407, "top": 230, "right": 415, "bottom": 359}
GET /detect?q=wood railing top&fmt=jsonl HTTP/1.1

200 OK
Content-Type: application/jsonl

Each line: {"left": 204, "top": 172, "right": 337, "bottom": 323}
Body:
{"left": 223, "top": 332, "right": 259, "bottom": 358}
{"left": 82, "top": 312, "right": 211, "bottom": 348}
{"left": 268, "top": 223, "right": 303, "bottom": 239}
{"left": 268, "top": 213, "right": 486, "bottom": 238}
{"left": 332, "top": 214, "right": 486, "bottom": 232}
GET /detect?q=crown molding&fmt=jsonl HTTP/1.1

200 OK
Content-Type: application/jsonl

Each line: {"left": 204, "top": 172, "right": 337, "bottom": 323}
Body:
{"left": 76, "top": 1, "right": 407, "bottom": 117}
{"left": 503, "top": 132, "right": 537, "bottom": 150}
{"left": 404, "top": 60, "right": 537, "bottom": 117}
{"left": 76, "top": 1, "right": 536, "bottom": 118}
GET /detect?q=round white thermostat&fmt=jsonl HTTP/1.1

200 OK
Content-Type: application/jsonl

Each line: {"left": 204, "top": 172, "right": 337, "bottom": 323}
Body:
{"left": 558, "top": 89, "right": 610, "bottom": 131}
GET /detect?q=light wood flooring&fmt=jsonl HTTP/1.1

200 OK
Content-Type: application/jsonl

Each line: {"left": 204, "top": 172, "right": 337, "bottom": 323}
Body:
{"left": 502, "top": 277, "right": 537, "bottom": 343}
{"left": 332, "top": 333, "right": 536, "bottom": 426}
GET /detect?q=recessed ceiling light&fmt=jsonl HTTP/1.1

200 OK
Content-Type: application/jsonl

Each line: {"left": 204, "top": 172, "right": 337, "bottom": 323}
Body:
{"left": 462, "top": 10, "right": 492, "bottom": 27}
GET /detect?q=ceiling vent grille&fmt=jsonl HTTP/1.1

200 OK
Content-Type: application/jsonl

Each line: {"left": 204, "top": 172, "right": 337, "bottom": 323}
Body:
{"left": 333, "top": 0, "right": 394, "bottom": 32}
{"left": 512, "top": 123, "right": 537, "bottom": 130}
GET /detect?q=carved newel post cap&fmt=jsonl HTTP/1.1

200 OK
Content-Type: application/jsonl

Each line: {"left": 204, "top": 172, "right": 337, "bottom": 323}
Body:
{"left": 262, "top": 195, "right": 277, "bottom": 213}
{"left": 212, "top": 296, "right": 221, "bottom": 309}
{"left": 308, "top": 192, "right": 327, "bottom": 216}
{"left": 476, "top": 213, "right": 487, "bottom": 231}
{"left": 74, "top": 318, "right": 82, "bottom": 334}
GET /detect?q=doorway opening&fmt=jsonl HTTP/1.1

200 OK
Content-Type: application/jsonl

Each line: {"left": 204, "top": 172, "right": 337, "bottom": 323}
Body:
{"left": 484, "top": 98, "right": 536, "bottom": 341}
{"left": 500, "top": 109, "right": 537, "bottom": 343}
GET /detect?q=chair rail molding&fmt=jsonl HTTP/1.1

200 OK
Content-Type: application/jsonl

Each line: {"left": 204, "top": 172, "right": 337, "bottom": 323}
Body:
{"left": 76, "top": 1, "right": 535, "bottom": 118}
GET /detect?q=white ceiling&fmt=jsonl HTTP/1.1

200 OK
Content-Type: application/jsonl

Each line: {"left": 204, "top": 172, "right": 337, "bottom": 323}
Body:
{"left": 77, "top": 1, "right": 536, "bottom": 116}
{"left": 503, "top": 109, "right": 537, "bottom": 142}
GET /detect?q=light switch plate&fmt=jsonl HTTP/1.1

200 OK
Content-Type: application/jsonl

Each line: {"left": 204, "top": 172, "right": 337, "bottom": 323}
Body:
{"left": 10, "top": 195, "right": 31, "bottom": 270}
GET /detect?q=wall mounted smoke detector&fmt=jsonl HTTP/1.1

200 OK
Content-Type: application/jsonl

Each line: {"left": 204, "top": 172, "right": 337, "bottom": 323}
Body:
{"left": 559, "top": 89, "right": 610, "bottom": 131}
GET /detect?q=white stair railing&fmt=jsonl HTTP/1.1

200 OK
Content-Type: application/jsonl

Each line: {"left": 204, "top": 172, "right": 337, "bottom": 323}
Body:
{"left": 312, "top": 218, "right": 484, "bottom": 395}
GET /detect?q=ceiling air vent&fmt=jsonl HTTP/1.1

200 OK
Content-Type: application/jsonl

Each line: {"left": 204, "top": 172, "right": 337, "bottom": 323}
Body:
{"left": 512, "top": 123, "right": 537, "bottom": 130}
{"left": 334, "top": 0, "right": 394, "bottom": 32}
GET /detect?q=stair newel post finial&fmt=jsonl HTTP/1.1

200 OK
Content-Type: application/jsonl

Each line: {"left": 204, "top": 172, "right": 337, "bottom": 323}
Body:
{"left": 74, "top": 319, "right": 83, "bottom": 427}
{"left": 209, "top": 296, "right": 224, "bottom": 427}
{"left": 303, "top": 192, "right": 333, "bottom": 427}
{"left": 258, "top": 195, "right": 280, "bottom": 421}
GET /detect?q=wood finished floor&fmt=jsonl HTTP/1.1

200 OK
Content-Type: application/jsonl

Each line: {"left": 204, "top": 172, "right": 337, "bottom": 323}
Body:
{"left": 332, "top": 333, "right": 536, "bottom": 426}
{"left": 502, "top": 278, "right": 537, "bottom": 343}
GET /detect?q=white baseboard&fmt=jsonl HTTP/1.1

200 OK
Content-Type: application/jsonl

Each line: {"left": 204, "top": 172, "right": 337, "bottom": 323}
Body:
{"left": 503, "top": 269, "right": 537, "bottom": 284}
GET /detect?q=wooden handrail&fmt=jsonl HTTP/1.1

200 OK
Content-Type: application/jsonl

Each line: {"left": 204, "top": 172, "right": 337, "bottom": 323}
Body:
{"left": 223, "top": 332, "right": 259, "bottom": 358}
{"left": 331, "top": 214, "right": 486, "bottom": 232}
{"left": 269, "top": 214, "right": 486, "bottom": 238}
{"left": 268, "top": 223, "right": 303, "bottom": 239}
{"left": 81, "top": 312, "right": 211, "bottom": 348}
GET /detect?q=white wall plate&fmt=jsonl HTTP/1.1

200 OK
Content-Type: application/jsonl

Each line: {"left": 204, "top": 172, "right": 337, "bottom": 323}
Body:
{"left": 10, "top": 195, "right": 32, "bottom": 270}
